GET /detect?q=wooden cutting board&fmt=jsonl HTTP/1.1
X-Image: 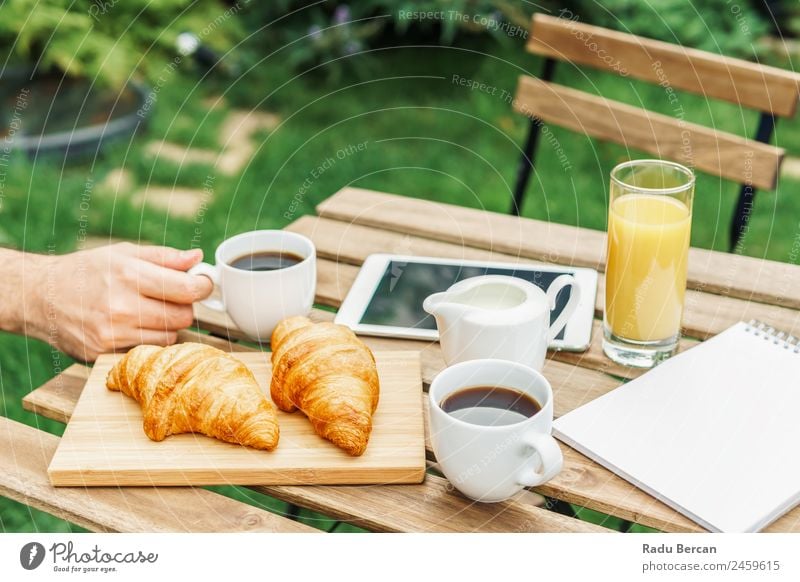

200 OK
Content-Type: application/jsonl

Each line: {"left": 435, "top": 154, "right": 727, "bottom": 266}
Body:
{"left": 48, "top": 351, "right": 425, "bottom": 486}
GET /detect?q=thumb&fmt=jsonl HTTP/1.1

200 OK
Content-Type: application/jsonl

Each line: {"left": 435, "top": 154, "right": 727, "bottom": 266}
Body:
{"left": 135, "top": 245, "right": 204, "bottom": 271}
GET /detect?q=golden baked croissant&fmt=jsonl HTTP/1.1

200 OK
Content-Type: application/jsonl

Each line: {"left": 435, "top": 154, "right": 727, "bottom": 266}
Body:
{"left": 107, "top": 343, "right": 279, "bottom": 451}
{"left": 270, "top": 316, "right": 379, "bottom": 456}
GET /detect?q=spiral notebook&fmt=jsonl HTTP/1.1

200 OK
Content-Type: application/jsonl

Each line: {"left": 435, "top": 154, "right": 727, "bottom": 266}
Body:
{"left": 553, "top": 321, "right": 800, "bottom": 532}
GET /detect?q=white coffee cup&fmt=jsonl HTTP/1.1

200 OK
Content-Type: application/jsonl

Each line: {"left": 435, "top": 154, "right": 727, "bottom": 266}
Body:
{"left": 189, "top": 230, "right": 316, "bottom": 342}
{"left": 428, "top": 359, "right": 563, "bottom": 503}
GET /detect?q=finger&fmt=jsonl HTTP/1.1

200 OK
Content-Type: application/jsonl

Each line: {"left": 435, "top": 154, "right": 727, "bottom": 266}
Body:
{"left": 120, "top": 243, "right": 204, "bottom": 271}
{"left": 191, "top": 272, "right": 214, "bottom": 299}
{"left": 130, "top": 259, "right": 212, "bottom": 303}
{"left": 120, "top": 298, "right": 195, "bottom": 331}
{"left": 130, "top": 329, "right": 179, "bottom": 347}
{"left": 91, "top": 328, "right": 179, "bottom": 357}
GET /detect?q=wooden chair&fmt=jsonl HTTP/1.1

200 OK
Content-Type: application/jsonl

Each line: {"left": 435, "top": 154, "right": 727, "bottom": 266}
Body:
{"left": 511, "top": 13, "right": 800, "bottom": 251}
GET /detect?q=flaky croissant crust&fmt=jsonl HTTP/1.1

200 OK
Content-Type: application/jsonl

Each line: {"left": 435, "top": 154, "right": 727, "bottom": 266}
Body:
{"left": 270, "top": 316, "right": 379, "bottom": 456}
{"left": 107, "top": 343, "right": 280, "bottom": 451}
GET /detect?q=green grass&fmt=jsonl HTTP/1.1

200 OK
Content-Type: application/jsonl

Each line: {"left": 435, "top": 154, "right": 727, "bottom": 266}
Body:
{"left": 3, "top": 33, "right": 800, "bottom": 532}
{"left": 572, "top": 506, "right": 658, "bottom": 533}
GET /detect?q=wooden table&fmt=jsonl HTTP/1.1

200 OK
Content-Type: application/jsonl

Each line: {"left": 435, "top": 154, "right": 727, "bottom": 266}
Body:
{"left": 6, "top": 186, "right": 800, "bottom": 533}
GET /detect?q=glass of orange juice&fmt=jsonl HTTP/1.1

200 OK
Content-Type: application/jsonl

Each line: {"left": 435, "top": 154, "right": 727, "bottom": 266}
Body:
{"left": 603, "top": 159, "right": 695, "bottom": 368}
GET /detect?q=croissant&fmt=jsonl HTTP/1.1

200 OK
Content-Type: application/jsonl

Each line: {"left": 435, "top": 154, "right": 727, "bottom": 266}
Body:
{"left": 270, "top": 316, "right": 379, "bottom": 456}
{"left": 106, "top": 343, "right": 279, "bottom": 451}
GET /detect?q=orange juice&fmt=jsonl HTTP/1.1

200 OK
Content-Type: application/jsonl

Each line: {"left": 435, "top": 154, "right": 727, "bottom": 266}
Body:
{"left": 605, "top": 194, "right": 691, "bottom": 342}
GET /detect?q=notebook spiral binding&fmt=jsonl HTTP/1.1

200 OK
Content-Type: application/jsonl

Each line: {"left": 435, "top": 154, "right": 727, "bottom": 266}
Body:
{"left": 745, "top": 320, "right": 800, "bottom": 353}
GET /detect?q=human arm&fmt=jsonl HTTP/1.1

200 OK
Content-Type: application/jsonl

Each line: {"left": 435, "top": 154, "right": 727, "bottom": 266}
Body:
{"left": 0, "top": 243, "right": 213, "bottom": 361}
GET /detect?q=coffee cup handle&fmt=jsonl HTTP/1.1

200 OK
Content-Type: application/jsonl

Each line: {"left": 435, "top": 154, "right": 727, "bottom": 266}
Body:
{"left": 517, "top": 432, "right": 564, "bottom": 487}
{"left": 546, "top": 274, "right": 581, "bottom": 343}
{"left": 188, "top": 262, "right": 225, "bottom": 312}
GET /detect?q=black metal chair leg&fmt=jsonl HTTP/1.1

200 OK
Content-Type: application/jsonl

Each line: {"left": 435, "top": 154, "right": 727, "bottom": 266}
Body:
{"left": 510, "top": 118, "right": 542, "bottom": 216}
{"left": 729, "top": 112, "right": 776, "bottom": 252}
{"left": 286, "top": 503, "right": 302, "bottom": 521}
{"left": 509, "top": 58, "right": 557, "bottom": 216}
{"left": 543, "top": 496, "right": 576, "bottom": 518}
{"left": 729, "top": 183, "right": 755, "bottom": 252}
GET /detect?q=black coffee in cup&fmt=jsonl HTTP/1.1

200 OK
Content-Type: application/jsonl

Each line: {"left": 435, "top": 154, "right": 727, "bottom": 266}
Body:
{"left": 229, "top": 251, "right": 304, "bottom": 272}
{"left": 440, "top": 386, "right": 542, "bottom": 427}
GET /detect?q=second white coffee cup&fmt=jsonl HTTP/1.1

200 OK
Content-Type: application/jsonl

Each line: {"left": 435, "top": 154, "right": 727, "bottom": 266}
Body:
{"left": 428, "top": 359, "right": 563, "bottom": 503}
{"left": 189, "top": 230, "right": 316, "bottom": 342}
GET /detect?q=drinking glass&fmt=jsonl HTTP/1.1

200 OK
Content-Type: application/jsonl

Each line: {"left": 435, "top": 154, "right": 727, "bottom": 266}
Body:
{"left": 603, "top": 159, "right": 695, "bottom": 368}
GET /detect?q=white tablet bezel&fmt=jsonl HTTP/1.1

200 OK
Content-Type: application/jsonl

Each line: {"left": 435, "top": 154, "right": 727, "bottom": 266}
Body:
{"left": 334, "top": 253, "right": 598, "bottom": 351}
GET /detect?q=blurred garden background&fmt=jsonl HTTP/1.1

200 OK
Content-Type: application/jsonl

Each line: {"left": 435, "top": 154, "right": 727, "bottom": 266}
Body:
{"left": 2, "top": 0, "right": 800, "bottom": 532}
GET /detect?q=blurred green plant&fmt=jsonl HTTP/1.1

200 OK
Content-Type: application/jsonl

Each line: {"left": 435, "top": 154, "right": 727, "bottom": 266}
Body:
{"left": 566, "top": 0, "right": 770, "bottom": 58}
{"left": 773, "top": 0, "right": 800, "bottom": 37}
{"left": 240, "top": 0, "right": 536, "bottom": 81}
{"left": 1, "top": 0, "right": 778, "bottom": 88}
{"left": 0, "top": 0, "right": 244, "bottom": 88}
{"left": 241, "top": 0, "right": 775, "bottom": 80}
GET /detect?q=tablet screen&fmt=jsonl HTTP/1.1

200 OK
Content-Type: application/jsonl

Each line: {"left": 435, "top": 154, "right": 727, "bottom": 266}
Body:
{"left": 359, "top": 261, "right": 574, "bottom": 339}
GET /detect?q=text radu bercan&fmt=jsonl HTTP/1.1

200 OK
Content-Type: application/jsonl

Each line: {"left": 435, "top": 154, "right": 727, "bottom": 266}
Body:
{"left": 643, "top": 543, "right": 717, "bottom": 554}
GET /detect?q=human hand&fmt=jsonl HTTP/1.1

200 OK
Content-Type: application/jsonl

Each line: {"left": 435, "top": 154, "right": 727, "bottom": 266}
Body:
{"left": 32, "top": 243, "right": 214, "bottom": 361}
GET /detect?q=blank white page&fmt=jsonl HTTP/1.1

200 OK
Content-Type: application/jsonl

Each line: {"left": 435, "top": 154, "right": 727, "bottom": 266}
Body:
{"left": 553, "top": 321, "right": 800, "bottom": 532}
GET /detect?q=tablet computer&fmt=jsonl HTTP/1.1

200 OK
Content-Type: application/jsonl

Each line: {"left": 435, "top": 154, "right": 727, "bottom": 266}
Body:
{"left": 334, "top": 254, "right": 598, "bottom": 351}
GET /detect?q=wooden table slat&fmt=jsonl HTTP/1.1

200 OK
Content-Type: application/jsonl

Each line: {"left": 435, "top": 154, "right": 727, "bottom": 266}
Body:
{"left": 251, "top": 473, "right": 610, "bottom": 533}
{"left": 316, "top": 187, "right": 800, "bottom": 312}
{"left": 0, "top": 416, "right": 316, "bottom": 533}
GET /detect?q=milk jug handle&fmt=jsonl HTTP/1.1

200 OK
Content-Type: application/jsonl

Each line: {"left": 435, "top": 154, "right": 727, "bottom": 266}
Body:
{"left": 546, "top": 274, "right": 581, "bottom": 343}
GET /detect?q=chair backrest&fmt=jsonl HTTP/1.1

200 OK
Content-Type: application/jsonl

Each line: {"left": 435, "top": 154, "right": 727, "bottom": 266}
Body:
{"left": 512, "top": 13, "right": 800, "bottom": 241}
